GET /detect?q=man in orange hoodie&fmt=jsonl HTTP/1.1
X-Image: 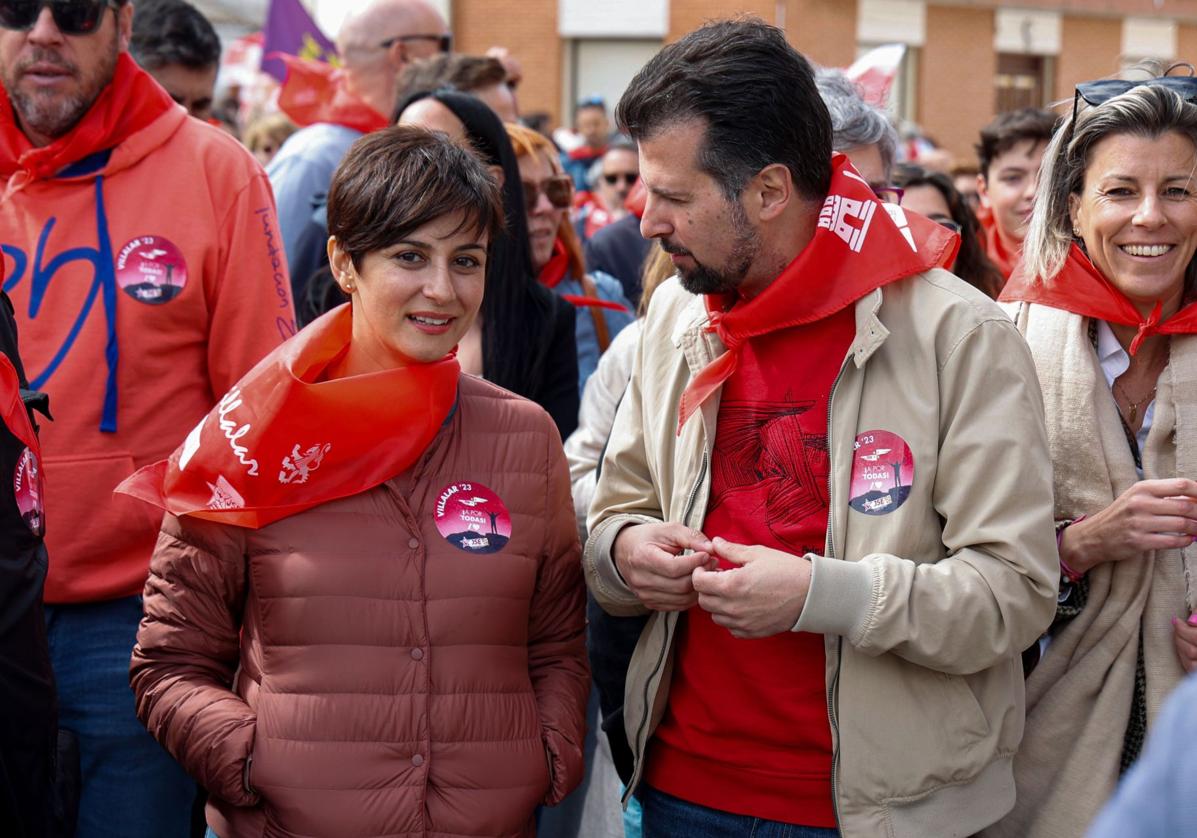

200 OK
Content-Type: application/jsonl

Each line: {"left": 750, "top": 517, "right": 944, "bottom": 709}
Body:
{"left": 0, "top": 2, "right": 295, "bottom": 834}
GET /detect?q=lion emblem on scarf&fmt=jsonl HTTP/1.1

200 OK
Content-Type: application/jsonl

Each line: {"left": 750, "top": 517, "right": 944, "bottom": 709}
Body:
{"left": 278, "top": 442, "right": 332, "bottom": 485}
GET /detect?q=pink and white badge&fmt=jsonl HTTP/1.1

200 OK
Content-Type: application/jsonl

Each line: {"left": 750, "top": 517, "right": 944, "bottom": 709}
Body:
{"left": 848, "top": 430, "right": 914, "bottom": 516}
{"left": 13, "top": 446, "right": 44, "bottom": 536}
{"left": 116, "top": 235, "right": 188, "bottom": 305}
{"left": 434, "top": 481, "right": 512, "bottom": 554}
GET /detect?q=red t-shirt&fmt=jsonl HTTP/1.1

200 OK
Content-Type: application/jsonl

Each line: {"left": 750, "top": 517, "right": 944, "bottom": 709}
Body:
{"left": 645, "top": 307, "right": 855, "bottom": 827}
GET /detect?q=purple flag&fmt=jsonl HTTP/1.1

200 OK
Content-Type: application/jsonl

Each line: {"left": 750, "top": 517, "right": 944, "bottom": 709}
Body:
{"left": 261, "top": 0, "right": 337, "bottom": 82}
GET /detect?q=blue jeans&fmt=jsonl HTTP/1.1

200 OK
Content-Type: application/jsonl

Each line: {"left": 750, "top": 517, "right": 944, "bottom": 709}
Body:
{"left": 45, "top": 595, "right": 195, "bottom": 838}
{"left": 640, "top": 785, "right": 839, "bottom": 838}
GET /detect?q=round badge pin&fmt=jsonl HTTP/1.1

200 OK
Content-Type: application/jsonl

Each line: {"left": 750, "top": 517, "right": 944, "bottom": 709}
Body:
{"left": 13, "top": 446, "right": 44, "bottom": 536}
{"left": 116, "top": 236, "right": 188, "bottom": 305}
{"left": 434, "top": 482, "right": 512, "bottom": 554}
{"left": 848, "top": 430, "right": 914, "bottom": 516}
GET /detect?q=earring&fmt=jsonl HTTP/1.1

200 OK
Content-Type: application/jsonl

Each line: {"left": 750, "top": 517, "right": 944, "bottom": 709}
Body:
{"left": 341, "top": 273, "right": 355, "bottom": 292}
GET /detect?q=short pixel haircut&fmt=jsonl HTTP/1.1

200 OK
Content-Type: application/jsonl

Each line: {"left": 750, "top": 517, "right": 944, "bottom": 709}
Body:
{"left": 131, "top": 0, "right": 221, "bottom": 70}
{"left": 328, "top": 126, "right": 505, "bottom": 270}
{"left": 975, "top": 108, "right": 1060, "bottom": 180}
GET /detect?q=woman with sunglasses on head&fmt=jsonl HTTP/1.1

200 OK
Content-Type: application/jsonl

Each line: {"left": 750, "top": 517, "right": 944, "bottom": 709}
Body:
{"left": 987, "top": 79, "right": 1197, "bottom": 837}
{"left": 894, "top": 164, "right": 1004, "bottom": 298}
{"left": 125, "top": 127, "right": 589, "bottom": 838}
{"left": 506, "top": 123, "right": 635, "bottom": 388}
{"left": 394, "top": 88, "right": 581, "bottom": 437}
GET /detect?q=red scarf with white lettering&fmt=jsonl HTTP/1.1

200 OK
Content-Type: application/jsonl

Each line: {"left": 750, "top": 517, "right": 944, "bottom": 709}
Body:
{"left": 677, "top": 153, "right": 959, "bottom": 433}
{"left": 0, "top": 53, "right": 174, "bottom": 187}
{"left": 117, "top": 305, "right": 459, "bottom": 528}
{"left": 1000, "top": 242, "right": 1197, "bottom": 355}
{"left": 273, "top": 54, "right": 390, "bottom": 134}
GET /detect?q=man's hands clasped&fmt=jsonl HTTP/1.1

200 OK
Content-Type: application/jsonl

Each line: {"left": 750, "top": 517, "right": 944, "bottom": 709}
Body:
{"left": 613, "top": 523, "right": 813, "bottom": 638}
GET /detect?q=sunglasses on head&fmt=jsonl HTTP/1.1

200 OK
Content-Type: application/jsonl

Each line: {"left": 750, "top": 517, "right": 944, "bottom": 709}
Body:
{"left": 521, "top": 175, "right": 573, "bottom": 215}
{"left": 0, "top": 0, "right": 119, "bottom": 35}
{"left": 602, "top": 172, "right": 638, "bottom": 187}
{"left": 1071, "top": 72, "right": 1197, "bottom": 128}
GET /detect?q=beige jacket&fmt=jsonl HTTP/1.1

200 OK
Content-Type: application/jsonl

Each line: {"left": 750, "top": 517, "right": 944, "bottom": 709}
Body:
{"left": 584, "top": 272, "right": 1059, "bottom": 837}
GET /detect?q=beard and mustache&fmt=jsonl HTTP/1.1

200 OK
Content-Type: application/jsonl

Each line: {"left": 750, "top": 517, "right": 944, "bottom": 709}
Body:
{"left": 2, "top": 38, "right": 119, "bottom": 142}
{"left": 660, "top": 197, "right": 761, "bottom": 296}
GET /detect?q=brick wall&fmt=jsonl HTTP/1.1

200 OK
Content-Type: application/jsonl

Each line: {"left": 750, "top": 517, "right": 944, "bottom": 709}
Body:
{"left": 920, "top": 5, "right": 997, "bottom": 161}
{"left": 452, "top": 0, "right": 561, "bottom": 126}
{"left": 1176, "top": 23, "right": 1197, "bottom": 66}
{"left": 787, "top": 0, "right": 858, "bottom": 68}
{"left": 1056, "top": 16, "right": 1123, "bottom": 101}
{"left": 668, "top": 0, "right": 774, "bottom": 41}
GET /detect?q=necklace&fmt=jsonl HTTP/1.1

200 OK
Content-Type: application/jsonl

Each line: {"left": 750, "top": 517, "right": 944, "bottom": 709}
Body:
{"left": 1113, "top": 378, "right": 1157, "bottom": 425}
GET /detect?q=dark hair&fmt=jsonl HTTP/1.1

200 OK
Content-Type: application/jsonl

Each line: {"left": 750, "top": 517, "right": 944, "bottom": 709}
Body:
{"left": 616, "top": 18, "right": 831, "bottom": 202}
{"left": 130, "top": 0, "right": 221, "bottom": 70}
{"left": 975, "top": 108, "right": 1060, "bottom": 180}
{"left": 394, "top": 90, "right": 568, "bottom": 399}
{"left": 893, "top": 164, "right": 1003, "bottom": 299}
{"left": 327, "top": 126, "right": 504, "bottom": 271}
{"left": 394, "top": 54, "right": 507, "bottom": 110}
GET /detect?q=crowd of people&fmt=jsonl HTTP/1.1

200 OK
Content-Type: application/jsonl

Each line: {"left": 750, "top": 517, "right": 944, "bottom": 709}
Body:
{"left": 1, "top": 1, "right": 1196, "bottom": 837}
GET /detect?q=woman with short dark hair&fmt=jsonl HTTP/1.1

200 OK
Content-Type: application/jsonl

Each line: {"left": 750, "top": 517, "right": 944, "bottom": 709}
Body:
{"left": 123, "top": 126, "right": 589, "bottom": 837}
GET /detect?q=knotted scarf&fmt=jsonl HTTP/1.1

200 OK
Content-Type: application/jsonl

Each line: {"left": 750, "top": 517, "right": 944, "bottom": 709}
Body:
{"left": 539, "top": 238, "right": 629, "bottom": 313}
{"left": 0, "top": 53, "right": 174, "bottom": 195}
{"left": 676, "top": 153, "right": 959, "bottom": 433}
{"left": 1001, "top": 243, "right": 1197, "bottom": 354}
{"left": 117, "top": 305, "right": 459, "bottom": 529}
{"left": 978, "top": 206, "right": 1019, "bottom": 281}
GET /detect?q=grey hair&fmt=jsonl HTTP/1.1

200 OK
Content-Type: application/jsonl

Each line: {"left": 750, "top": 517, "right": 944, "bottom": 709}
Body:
{"left": 815, "top": 68, "right": 899, "bottom": 179}
{"left": 1023, "top": 83, "right": 1197, "bottom": 283}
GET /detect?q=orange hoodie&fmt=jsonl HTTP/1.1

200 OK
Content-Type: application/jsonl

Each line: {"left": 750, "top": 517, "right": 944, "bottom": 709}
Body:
{"left": 1, "top": 62, "right": 296, "bottom": 603}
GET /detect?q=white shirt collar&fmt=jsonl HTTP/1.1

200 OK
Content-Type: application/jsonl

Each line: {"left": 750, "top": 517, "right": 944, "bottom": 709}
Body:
{"left": 1096, "top": 319, "right": 1130, "bottom": 387}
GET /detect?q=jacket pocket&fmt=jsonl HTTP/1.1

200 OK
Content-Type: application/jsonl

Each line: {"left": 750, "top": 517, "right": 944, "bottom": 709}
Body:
{"left": 840, "top": 656, "right": 997, "bottom": 795}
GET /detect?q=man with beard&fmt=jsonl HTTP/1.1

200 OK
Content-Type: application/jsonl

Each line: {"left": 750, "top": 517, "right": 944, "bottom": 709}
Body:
{"left": 583, "top": 19, "right": 1058, "bottom": 837}
{"left": 0, "top": 2, "right": 293, "bottom": 834}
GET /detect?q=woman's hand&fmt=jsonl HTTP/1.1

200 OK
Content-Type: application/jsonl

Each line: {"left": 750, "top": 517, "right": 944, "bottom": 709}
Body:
{"left": 1060, "top": 479, "right": 1197, "bottom": 574}
{"left": 1173, "top": 616, "right": 1197, "bottom": 673}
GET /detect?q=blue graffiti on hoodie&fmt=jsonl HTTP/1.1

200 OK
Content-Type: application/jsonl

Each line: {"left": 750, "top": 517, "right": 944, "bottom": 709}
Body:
{"left": 2, "top": 176, "right": 120, "bottom": 432}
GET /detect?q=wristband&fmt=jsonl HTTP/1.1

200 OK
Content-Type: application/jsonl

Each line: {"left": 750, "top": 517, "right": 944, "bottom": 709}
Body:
{"left": 1057, "top": 515, "right": 1087, "bottom": 583}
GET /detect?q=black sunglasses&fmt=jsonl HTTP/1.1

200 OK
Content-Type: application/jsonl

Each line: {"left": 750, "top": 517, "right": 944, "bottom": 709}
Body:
{"left": 0, "top": 0, "right": 119, "bottom": 35}
{"left": 602, "top": 172, "right": 638, "bottom": 187}
{"left": 1071, "top": 75, "right": 1197, "bottom": 128}
{"left": 379, "top": 32, "right": 452, "bottom": 54}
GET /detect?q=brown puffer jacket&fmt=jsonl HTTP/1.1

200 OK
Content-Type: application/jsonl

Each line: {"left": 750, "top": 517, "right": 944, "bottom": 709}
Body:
{"left": 129, "top": 375, "right": 590, "bottom": 838}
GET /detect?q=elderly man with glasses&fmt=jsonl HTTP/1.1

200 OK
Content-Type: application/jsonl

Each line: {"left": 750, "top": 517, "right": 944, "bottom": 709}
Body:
{"left": 267, "top": 0, "right": 449, "bottom": 272}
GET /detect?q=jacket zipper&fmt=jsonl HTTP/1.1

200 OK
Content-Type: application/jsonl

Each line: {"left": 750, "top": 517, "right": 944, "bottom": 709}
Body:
{"left": 824, "top": 357, "right": 850, "bottom": 830}
{"left": 631, "top": 450, "right": 709, "bottom": 783}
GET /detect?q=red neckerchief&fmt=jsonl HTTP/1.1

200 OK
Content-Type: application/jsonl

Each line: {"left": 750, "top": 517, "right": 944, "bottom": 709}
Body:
{"left": 0, "top": 53, "right": 174, "bottom": 184}
{"left": 677, "top": 153, "right": 959, "bottom": 433}
{"left": 568, "top": 144, "right": 605, "bottom": 162}
{"left": 117, "top": 305, "right": 460, "bottom": 529}
{"left": 273, "top": 54, "right": 389, "bottom": 134}
{"left": 538, "top": 239, "right": 570, "bottom": 288}
{"left": 538, "top": 237, "right": 630, "bottom": 313}
{"left": 978, "top": 206, "right": 1018, "bottom": 281}
{"left": 1000, "top": 242, "right": 1197, "bottom": 355}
